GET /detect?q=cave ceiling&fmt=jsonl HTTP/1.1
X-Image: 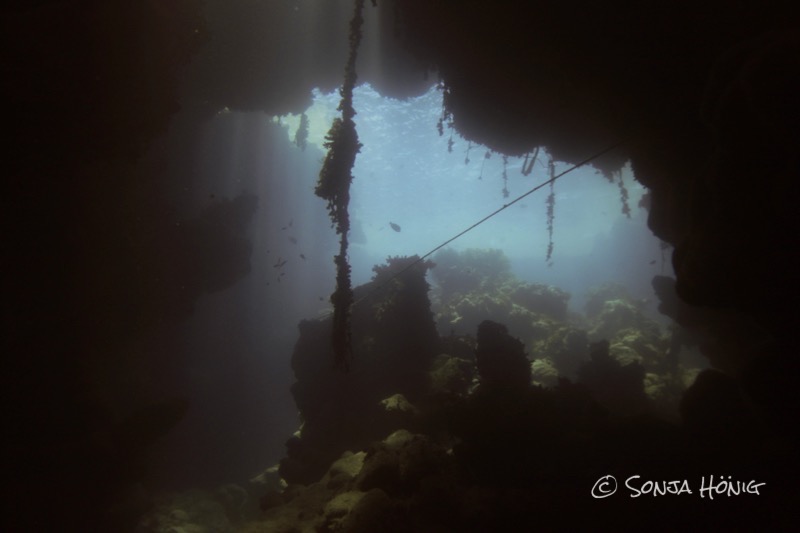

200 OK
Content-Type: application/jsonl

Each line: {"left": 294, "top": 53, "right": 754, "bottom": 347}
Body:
{"left": 6, "top": 0, "right": 799, "bottom": 337}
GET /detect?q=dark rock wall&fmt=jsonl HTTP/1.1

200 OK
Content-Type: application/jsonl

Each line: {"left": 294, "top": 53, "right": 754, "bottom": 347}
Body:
{"left": 388, "top": 1, "right": 799, "bottom": 345}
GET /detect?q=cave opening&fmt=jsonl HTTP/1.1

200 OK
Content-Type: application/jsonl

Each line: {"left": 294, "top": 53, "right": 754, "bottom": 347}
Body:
{"left": 6, "top": 0, "right": 799, "bottom": 530}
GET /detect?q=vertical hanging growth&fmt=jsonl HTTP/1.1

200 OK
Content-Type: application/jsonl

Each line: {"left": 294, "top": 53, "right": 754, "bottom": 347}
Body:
{"left": 315, "top": 0, "right": 366, "bottom": 371}
{"left": 501, "top": 155, "right": 509, "bottom": 198}
{"left": 435, "top": 81, "right": 453, "bottom": 137}
{"left": 478, "top": 150, "right": 491, "bottom": 180}
{"left": 521, "top": 147, "right": 539, "bottom": 176}
{"left": 545, "top": 158, "right": 556, "bottom": 264}
{"left": 615, "top": 170, "right": 631, "bottom": 218}
{"left": 294, "top": 112, "right": 309, "bottom": 151}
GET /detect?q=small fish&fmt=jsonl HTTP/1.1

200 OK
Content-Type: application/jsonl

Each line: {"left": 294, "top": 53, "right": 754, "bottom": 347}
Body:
{"left": 319, "top": 296, "right": 324, "bottom": 301}
{"left": 289, "top": 236, "right": 297, "bottom": 244}
{"left": 288, "top": 219, "right": 293, "bottom": 227}
{"left": 273, "top": 258, "right": 287, "bottom": 268}
{"left": 300, "top": 254, "right": 306, "bottom": 260}
{"left": 649, "top": 260, "right": 657, "bottom": 265}
{"left": 389, "top": 222, "right": 401, "bottom": 232}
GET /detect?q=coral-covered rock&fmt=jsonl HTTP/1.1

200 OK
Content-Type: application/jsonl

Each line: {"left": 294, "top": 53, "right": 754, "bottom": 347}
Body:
{"left": 431, "top": 249, "right": 573, "bottom": 365}
{"left": 531, "top": 358, "right": 559, "bottom": 388}
{"left": 376, "top": 393, "right": 420, "bottom": 436}
{"left": 321, "top": 489, "right": 393, "bottom": 532}
{"left": 537, "top": 326, "right": 589, "bottom": 378}
{"left": 584, "top": 282, "right": 633, "bottom": 319}
{"left": 428, "top": 353, "right": 473, "bottom": 398}
{"left": 609, "top": 342, "right": 643, "bottom": 366}
{"left": 431, "top": 248, "right": 512, "bottom": 301}
{"left": 437, "top": 290, "right": 513, "bottom": 338}
{"left": 323, "top": 451, "right": 367, "bottom": 491}
{"left": 356, "top": 430, "right": 451, "bottom": 497}
{"left": 380, "top": 393, "right": 418, "bottom": 414}
{"left": 611, "top": 327, "right": 665, "bottom": 366}
{"left": 508, "top": 282, "right": 570, "bottom": 322}
{"left": 588, "top": 299, "right": 660, "bottom": 342}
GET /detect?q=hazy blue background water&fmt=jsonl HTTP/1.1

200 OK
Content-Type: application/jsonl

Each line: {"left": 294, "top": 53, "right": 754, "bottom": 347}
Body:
{"left": 279, "top": 84, "right": 671, "bottom": 313}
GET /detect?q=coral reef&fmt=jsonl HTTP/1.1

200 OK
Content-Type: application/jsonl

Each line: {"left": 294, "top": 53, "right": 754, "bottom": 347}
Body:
{"left": 584, "top": 282, "right": 634, "bottom": 319}
{"left": 428, "top": 252, "right": 701, "bottom": 413}
{"left": 508, "top": 282, "right": 570, "bottom": 322}
{"left": 430, "top": 247, "right": 512, "bottom": 301}
{"left": 536, "top": 326, "right": 589, "bottom": 379}
{"left": 583, "top": 283, "right": 701, "bottom": 412}
{"left": 587, "top": 298, "right": 661, "bottom": 344}
{"left": 254, "top": 263, "right": 789, "bottom": 531}
{"left": 432, "top": 248, "right": 570, "bottom": 352}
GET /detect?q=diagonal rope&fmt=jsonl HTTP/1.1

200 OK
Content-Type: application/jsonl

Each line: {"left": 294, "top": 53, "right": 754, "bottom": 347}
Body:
{"left": 315, "top": 141, "right": 626, "bottom": 318}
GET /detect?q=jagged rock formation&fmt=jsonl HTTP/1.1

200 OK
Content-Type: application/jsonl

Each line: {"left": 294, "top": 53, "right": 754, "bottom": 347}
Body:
{"left": 282, "top": 256, "right": 439, "bottom": 484}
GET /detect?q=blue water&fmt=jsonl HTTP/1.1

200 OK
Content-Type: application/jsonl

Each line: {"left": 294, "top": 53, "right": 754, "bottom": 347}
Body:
{"left": 281, "top": 84, "right": 671, "bottom": 314}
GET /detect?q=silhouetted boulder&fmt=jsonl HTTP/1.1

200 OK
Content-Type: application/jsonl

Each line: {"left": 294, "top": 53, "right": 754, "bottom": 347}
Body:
{"left": 475, "top": 320, "right": 530, "bottom": 391}
{"left": 577, "top": 340, "right": 648, "bottom": 416}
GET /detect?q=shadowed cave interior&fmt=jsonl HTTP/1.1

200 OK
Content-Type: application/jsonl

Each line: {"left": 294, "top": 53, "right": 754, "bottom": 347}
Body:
{"left": 5, "top": 0, "right": 800, "bottom": 531}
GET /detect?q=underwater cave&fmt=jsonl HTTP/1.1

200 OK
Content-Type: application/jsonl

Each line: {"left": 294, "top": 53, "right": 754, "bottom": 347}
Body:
{"left": 6, "top": 0, "right": 800, "bottom": 531}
